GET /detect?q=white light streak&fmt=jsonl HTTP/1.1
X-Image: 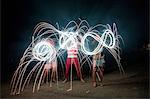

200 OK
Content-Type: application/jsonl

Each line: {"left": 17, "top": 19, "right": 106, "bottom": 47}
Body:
{"left": 32, "top": 40, "right": 56, "bottom": 62}
{"left": 10, "top": 19, "right": 124, "bottom": 95}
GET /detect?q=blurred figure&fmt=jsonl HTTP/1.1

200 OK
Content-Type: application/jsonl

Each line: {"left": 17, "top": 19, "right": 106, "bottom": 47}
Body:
{"left": 43, "top": 58, "right": 57, "bottom": 84}
{"left": 92, "top": 52, "right": 105, "bottom": 87}
{"left": 42, "top": 39, "right": 57, "bottom": 84}
{"left": 63, "top": 41, "right": 85, "bottom": 83}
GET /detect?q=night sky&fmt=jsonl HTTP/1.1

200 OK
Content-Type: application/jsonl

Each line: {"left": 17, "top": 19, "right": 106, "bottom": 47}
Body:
{"left": 1, "top": 0, "right": 149, "bottom": 82}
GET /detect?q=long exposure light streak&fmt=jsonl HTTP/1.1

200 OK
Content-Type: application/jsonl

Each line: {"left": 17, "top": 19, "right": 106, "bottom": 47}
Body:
{"left": 10, "top": 19, "right": 124, "bottom": 95}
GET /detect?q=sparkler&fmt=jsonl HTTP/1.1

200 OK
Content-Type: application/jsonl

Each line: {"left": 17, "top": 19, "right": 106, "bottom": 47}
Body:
{"left": 10, "top": 19, "right": 124, "bottom": 95}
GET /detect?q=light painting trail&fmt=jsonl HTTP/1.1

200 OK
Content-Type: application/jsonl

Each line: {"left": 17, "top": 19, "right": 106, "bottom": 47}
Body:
{"left": 32, "top": 40, "right": 56, "bottom": 62}
{"left": 10, "top": 19, "right": 124, "bottom": 95}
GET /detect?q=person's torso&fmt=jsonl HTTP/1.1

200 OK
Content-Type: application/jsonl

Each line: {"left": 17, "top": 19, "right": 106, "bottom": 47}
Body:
{"left": 67, "top": 48, "right": 78, "bottom": 58}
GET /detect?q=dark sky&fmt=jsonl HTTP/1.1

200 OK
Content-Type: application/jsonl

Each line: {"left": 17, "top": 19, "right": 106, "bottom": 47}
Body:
{"left": 1, "top": 0, "right": 149, "bottom": 82}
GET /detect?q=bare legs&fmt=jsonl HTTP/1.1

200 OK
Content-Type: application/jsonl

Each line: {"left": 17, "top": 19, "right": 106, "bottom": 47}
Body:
{"left": 92, "top": 66, "right": 104, "bottom": 87}
{"left": 92, "top": 67, "right": 97, "bottom": 87}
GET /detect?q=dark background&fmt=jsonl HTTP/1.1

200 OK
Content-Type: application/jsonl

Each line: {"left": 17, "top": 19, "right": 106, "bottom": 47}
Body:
{"left": 1, "top": 0, "right": 149, "bottom": 83}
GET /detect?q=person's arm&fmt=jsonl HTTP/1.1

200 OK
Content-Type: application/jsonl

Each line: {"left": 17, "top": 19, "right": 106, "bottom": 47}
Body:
{"left": 93, "top": 55, "right": 96, "bottom": 69}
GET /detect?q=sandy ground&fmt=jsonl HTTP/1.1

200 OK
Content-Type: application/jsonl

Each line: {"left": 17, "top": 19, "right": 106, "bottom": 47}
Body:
{"left": 1, "top": 64, "right": 149, "bottom": 99}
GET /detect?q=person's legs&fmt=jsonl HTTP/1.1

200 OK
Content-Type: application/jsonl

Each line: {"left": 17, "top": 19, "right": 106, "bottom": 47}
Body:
{"left": 98, "top": 66, "right": 103, "bottom": 81}
{"left": 51, "top": 69, "right": 56, "bottom": 82}
{"left": 92, "top": 60, "right": 97, "bottom": 87}
{"left": 99, "top": 67, "right": 104, "bottom": 86}
{"left": 42, "top": 70, "right": 46, "bottom": 84}
{"left": 46, "top": 69, "right": 49, "bottom": 83}
{"left": 73, "top": 58, "right": 85, "bottom": 82}
{"left": 73, "top": 58, "right": 80, "bottom": 78}
{"left": 52, "top": 61, "right": 57, "bottom": 82}
{"left": 63, "top": 58, "right": 71, "bottom": 83}
{"left": 92, "top": 67, "right": 97, "bottom": 87}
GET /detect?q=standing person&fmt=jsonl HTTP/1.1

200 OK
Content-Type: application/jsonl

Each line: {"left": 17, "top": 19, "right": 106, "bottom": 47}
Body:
{"left": 42, "top": 58, "right": 57, "bottom": 84}
{"left": 92, "top": 52, "right": 105, "bottom": 87}
{"left": 50, "top": 58, "right": 57, "bottom": 82}
{"left": 63, "top": 41, "right": 85, "bottom": 83}
{"left": 43, "top": 62, "right": 51, "bottom": 84}
{"left": 43, "top": 39, "right": 57, "bottom": 84}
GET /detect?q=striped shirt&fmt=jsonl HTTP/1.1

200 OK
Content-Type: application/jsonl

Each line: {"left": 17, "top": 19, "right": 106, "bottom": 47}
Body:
{"left": 67, "top": 48, "right": 78, "bottom": 58}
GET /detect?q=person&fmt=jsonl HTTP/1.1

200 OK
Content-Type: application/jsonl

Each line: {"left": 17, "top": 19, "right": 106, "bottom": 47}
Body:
{"left": 42, "top": 39, "right": 57, "bottom": 84}
{"left": 92, "top": 52, "right": 105, "bottom": 87}
{"left": 43, "top": 58, "right": 57, "bottom": 84}
{"left": 63, "top": 40, "right": 85, "bottom": 83}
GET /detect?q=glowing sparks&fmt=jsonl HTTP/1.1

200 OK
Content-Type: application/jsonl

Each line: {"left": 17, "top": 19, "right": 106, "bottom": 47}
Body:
{"left": 59, "top": 31, "right": 78, "bottom": 50}
{"left": 81, "top": 29, "right": 116, "bottom": 55}
{"left": 10, "top": 19, "right": 124, "bottom": 95}
{"left": 32, "top": 40, "right": 56, "bottom": 62}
